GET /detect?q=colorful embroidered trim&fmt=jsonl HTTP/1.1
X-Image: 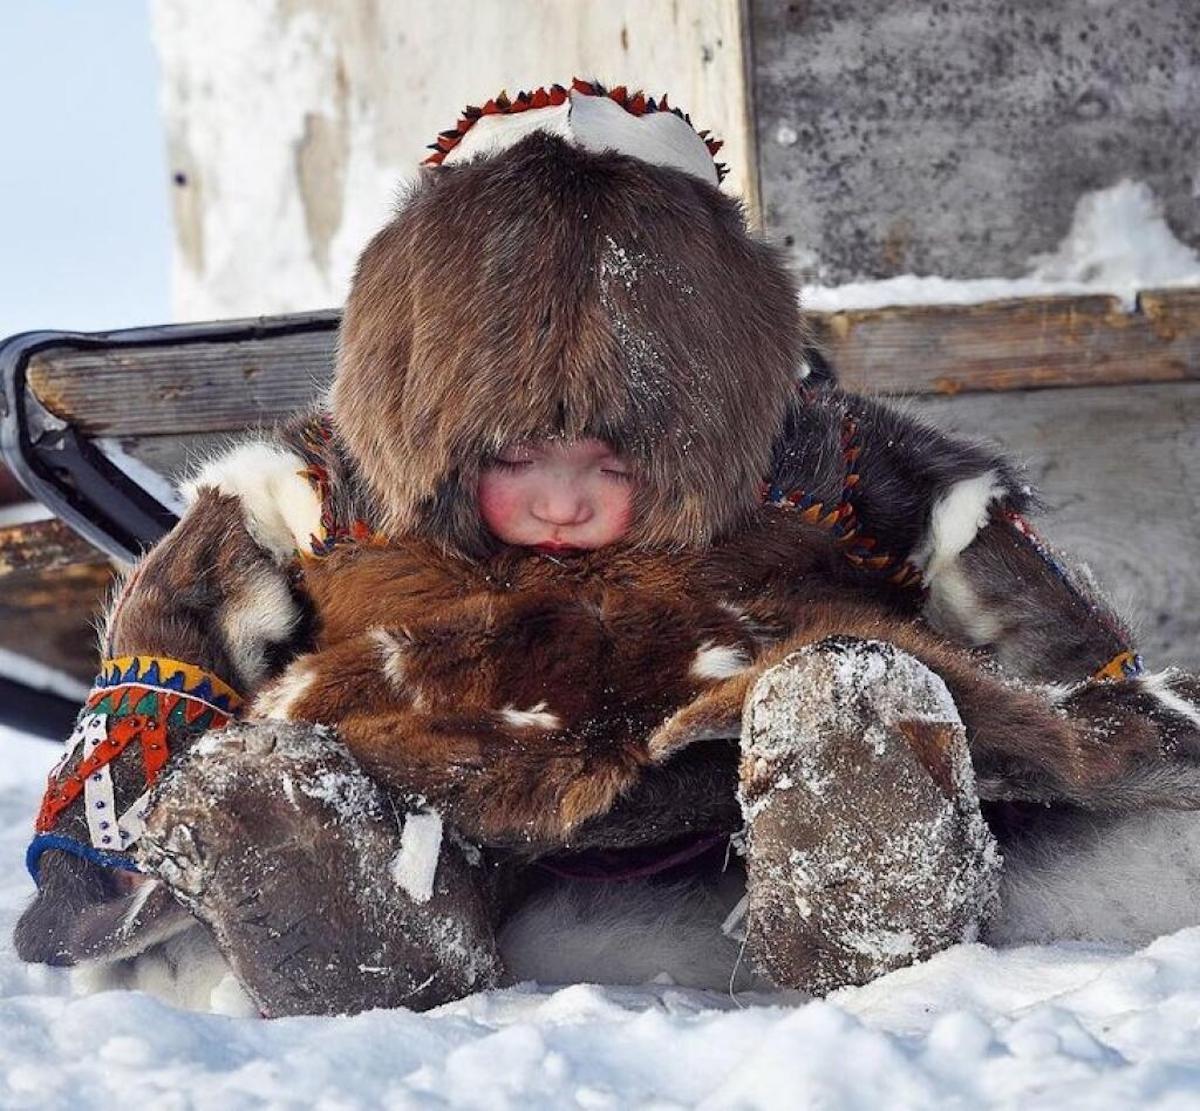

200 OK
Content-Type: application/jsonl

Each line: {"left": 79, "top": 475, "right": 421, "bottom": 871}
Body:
{"left": 34, "top": 657, "right": 241, "bottom": 845}
{"left": 763, "top": 415, "right": 923, "bottom": 589}
{"left": 92, "top": 656, "right": 242, "bottom": 715}
{"left": 422, "top": 77, "right": 728, "bottom": 182}
{"left": 1093, "top": 649, "right": 1145, "bottom": 682}
{"left": 295, "top": 415, "right": 382, "bottom": 556}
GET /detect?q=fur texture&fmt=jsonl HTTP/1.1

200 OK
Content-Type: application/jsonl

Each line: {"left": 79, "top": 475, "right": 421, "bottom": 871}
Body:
{"left": 252, "top": 504, "right": 1193, "bottom": 848}
{"left": 331, "top": 132, "right": 804, "bottom": 555}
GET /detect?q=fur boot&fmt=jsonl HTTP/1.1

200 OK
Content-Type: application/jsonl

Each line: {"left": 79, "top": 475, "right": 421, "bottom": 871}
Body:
{"left": 739, "top": 637, "right": 1000, "bottom": 995}
{"left": 137, "top": 721, "right": 504, "bottom": 1016}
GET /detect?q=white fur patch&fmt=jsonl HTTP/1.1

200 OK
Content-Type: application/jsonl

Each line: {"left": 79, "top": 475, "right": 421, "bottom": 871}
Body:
{"left": 500, "top": 702, "right": 562, "bottom": 730}
{"left": 72, "top": 924, "right": 256, "bottom": 1017}
{"left": 1141, "top": 671, "right": 1200, "bottom": 730}
{"left": 913, "top": 470, "right": 1008, "bottom": 646}
{"left": 391, "top": 811, "right": 443, "bottom": 904}
{"left": 498, "top": 872, "right": 764, "bottom": 991}
{"left": 690, "top": 641, "right": 752, "bottom": 681}
{"left": 220, "top": 565, "right": 301, "bottom": 688}
{"left": 913, "top": 470, "right": 1007, "bottom": 576}
{"left": 991, "top": 809, "right": 1200, "bottom": 947}
{"left": 251, "top": 658, "right": 316, "bottom": 722}
{"left": 181, "top": 441, "right": 322, "bottom": 563}
{"left": 372, "top": 627, "right": 407, "bottom": 688}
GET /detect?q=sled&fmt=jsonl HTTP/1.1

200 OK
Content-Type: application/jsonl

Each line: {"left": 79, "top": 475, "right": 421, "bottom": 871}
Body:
{"left": 1, "top": 290, "right": 1198, "bottom": 730}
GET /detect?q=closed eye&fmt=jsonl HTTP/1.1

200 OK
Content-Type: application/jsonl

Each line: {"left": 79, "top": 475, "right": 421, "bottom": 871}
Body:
{"left": 601, "top": 469, "right": 634, "bottom": 483}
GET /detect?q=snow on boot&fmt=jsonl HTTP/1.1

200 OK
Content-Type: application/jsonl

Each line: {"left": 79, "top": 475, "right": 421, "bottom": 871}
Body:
{"left": 739, "top": 636, "right": 1000, "bottom": 995}
{"left": 137, "top": 721, "right": 504, "bottom": 1016}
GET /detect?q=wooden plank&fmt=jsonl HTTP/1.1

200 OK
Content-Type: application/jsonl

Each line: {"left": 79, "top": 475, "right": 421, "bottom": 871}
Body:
{"left": 20, "top": 291, "right": 1200, "bottom": 440}
{"left": 0, "top": 563, "right": 114, "bottom": 683}
{"left": 0, "top": 517, "right": 108, "bottom": 576}
{"left": 913, "top": 381, "right": 1200, "bottom": 670}
{"left": 816, "top": 288, "right": 1200, "bottom": 396}
{"left": 26, "top": 327, "right": 337, "bottom": 436}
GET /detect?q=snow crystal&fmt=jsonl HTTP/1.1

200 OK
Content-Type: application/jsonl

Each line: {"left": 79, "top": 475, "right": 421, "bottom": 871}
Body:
{"left": 390, "top": 810, "right": 443, "bottom": 904}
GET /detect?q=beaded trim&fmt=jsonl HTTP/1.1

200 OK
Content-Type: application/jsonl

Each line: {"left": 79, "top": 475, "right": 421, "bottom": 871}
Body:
{"left": 422, "top": 77, "right": 728, "bottom": 182}
{"left": 92, "top": 655, "right": 242, "bottom": 715}
{"left": 763, "top": 415, "right": 923, "bottom": 589}
{"left": 1093, "top": 649, "right": 1145, "bottom": 682}
{"left": 294, "top": 415, "right": 383, "bottom": 556}
{"left": 30, "top": 657, "right": 242, "bottom": 879}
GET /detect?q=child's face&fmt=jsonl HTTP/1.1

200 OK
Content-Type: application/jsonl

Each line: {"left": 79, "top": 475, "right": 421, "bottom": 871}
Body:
{"left": 478, "top": 438, "right": 634, "bottom": 552}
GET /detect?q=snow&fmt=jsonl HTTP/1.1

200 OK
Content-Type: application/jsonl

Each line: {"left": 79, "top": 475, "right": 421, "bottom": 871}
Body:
{"left": 7, "top": 723, "right": 1200, "bottom": 1105}
{"left": 392, "top": 811, "right": 444, "bottom": 905}
{"left": 802, "top": 179, "right": 1200, "bottom": 313}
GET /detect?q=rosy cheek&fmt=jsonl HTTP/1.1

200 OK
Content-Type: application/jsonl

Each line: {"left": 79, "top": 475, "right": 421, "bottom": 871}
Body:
{"left": 604, "top": 486, "right": 635, "bottom": 539}
{"left": 477, "top": 475, "right": 525, "bottom": 538}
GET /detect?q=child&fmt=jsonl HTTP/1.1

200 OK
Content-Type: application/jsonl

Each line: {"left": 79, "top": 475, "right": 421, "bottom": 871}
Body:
{"left": 17, "top": 81, "right": 1200, "bottom": 1017}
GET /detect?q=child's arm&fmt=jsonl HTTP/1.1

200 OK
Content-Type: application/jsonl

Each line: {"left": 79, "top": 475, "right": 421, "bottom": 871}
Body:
{"left": 16, "top": 440, "right": 318, "bottom": 967}
{"left": 768, "top": 386, "right": 1136, "bottom": 685}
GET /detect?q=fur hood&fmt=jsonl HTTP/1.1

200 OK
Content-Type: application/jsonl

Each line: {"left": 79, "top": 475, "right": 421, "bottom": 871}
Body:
{"left": 331, "top": 131, "right": 804, "bottom": 555}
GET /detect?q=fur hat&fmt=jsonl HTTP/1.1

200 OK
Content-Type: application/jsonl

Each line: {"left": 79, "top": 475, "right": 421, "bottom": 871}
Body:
{"left": 332, "top": 89, "right": 804, "bottom": 555}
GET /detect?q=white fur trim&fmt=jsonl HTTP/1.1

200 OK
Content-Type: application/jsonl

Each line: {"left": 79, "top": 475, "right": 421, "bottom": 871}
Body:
{"left": 913, "top": 470, "right": 1008, "bottom": 577}
{"left": 914, "top": 471, "right": 1008, "bottom": 646}
{"left": 391, "top": 811, "right": 443, "bottom": 904}
{"left": 220, "top": 566, "right": 302, "bottom": 688}
{"left": 251, "top": 658, "right": 316, "bottom": 722}
{"left": 1141, "top": 671, "right": 1200, "bottom": 730}
{"left": 181, "top": 441, "right": 322, "bottom": 563}
{"left": 690, "top": 641, "right": 752, "bottom": 681}
{"left": 500, "top": 702, "right": 562, "bottom": 730}
{"left": 443, "top": 88, "right": 720, "bottom": 187}
{"left": 72, "top": 925, "right": 257, "bottom": 1017}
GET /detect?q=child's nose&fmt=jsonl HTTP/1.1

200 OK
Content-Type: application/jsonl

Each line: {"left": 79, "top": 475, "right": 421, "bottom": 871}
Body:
{"left": 531, "top": 486, "right": 592, "bottom": 526}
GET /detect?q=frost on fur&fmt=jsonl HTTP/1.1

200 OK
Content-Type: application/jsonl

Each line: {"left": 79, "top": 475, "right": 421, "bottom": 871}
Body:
{"left": 739, "top": 638, "right": 1000, "bottom": 994}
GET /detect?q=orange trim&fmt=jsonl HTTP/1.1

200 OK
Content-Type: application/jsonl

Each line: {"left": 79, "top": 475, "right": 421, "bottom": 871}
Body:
{"left": 422, "top": 78, "right": 728, "bottom": 181}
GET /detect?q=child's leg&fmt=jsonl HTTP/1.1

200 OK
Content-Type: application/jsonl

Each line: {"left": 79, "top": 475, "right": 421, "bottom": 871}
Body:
{"left": 138, "top": 721, "right": 505, "bottom": 1017}
{"left": 739, "top": 636, "right": 1000, "bottom": 995}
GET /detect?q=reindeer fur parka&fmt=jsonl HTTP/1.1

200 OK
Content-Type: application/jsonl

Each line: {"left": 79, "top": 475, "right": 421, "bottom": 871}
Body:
{"left": 19, "top": 122, "right": 1200, "bottom": 979}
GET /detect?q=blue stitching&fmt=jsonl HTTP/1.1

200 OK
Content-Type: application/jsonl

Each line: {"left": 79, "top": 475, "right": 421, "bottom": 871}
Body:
{"left": 26, "top": 833, "right": 141, "bottom": 884}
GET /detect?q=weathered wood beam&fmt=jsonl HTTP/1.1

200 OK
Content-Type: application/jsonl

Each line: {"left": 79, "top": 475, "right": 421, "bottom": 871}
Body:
{"left": 815, "top": 288, "right": 1200, "bottom": 396}
{"left": 0, "top": 517, "right": 110, "bottom": 576}
{"left": 21, "top": 290, "right": 1200, "bottom": 440}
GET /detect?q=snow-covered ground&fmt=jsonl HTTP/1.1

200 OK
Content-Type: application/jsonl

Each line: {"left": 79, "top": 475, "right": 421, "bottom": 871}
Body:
{"left": 6, "top": 726, "right": 1200, "bottom": 1106}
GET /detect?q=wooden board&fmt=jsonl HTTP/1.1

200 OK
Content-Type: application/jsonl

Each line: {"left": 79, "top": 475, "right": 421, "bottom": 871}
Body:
{"left": 0, "top": 517, "right": 108, "bottom": 576}
{"left": 26, "top": 325, "right": 337, "bottom": 436}
{"left": 914, "top": 381, "right": 1200, "bottom": 670}
{"left": 0, "top": 562, "right": 114, "bottom": 683}
{"left": 817, "top": 289, "right": 1200, "bottom": 396}
{"left": 20, "top": 292, "right": 1200, "bottom": 444}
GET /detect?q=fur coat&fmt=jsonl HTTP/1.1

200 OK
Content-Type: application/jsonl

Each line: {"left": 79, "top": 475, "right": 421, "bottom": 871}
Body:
{"left": 23, "top": 126, "right": 1196, "bottom": 974}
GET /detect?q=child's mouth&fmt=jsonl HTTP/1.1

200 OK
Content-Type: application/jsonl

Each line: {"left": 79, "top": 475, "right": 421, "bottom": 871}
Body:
{"left": 534, "top": 541, "right": 583, "bottom": 554}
